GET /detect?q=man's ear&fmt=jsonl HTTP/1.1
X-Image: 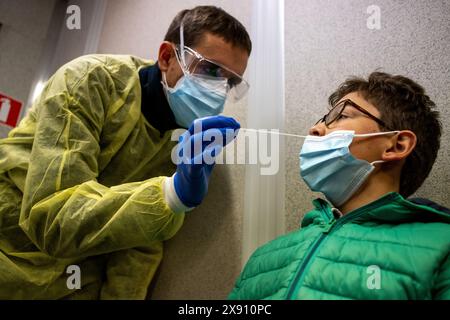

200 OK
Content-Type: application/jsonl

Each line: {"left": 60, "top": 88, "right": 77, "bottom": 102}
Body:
{"left": 382, "top": 130, "right": 417, "bottom": 161}
{"left": 158, "top": 42, "right": 175, "bottom": 72}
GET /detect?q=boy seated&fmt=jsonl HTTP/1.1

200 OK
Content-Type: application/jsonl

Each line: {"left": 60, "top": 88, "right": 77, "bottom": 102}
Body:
{"left": 229, "top": 72, "right": 450, "bottom": 300}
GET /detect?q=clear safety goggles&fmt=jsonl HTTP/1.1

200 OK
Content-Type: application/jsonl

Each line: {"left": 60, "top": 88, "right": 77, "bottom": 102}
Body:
{"left": 175, "top": 23, "right": 250, "bottom": 102}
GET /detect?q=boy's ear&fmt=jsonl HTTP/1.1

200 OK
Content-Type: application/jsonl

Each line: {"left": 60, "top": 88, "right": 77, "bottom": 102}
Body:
{"left": 158, "top": 42, "right": 176, "bottom": 72}
{"left": 382, "top": 130, "right": 417, "bottom": 162}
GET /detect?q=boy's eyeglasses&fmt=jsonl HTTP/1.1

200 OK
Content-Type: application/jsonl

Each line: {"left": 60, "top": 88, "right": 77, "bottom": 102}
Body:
{"left": 315, "top": 99, "right": 394, "bottom": 130}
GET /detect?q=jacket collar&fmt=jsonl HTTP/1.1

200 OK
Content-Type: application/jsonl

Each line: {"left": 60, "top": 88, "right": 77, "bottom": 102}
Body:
{"left": 302, "top": 192, "right": 450, "bottom": 228}
{"left": 139, "top": 63, "right": 178, "bottom": 134}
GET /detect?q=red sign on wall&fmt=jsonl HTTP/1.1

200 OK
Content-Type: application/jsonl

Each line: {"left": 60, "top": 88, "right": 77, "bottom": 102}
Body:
{"left": 0, "top": 92, "right": 23, "bottom": 128}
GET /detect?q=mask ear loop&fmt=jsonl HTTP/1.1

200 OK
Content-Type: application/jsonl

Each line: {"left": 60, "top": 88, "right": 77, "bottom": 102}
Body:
{"left": 161, "top": 72, "right": 171, "bottom": 91}
{"left": 354, "top": 131, "right": 400, "bottom": 138}
{"left": 355, "top": 131, "right": 401, "bottom": 166}
{"left": 161, "top": 18, "right": 188, "bottom": 89}
{"left": 179, "top": 20, "right": 187, "bottom": 68}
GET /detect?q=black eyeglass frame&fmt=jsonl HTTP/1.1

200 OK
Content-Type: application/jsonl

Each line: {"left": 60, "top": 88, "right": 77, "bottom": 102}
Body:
{"left": 315, "top": 99, "right": 394, "bottom": 131}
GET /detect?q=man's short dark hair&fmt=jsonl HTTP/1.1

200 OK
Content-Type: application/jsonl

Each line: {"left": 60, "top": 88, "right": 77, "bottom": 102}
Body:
{"left": 328, "top": 72, "right": 442, "bottom": 198}
{"left": 164, "top": 6, "right": 252, "bottom": 55}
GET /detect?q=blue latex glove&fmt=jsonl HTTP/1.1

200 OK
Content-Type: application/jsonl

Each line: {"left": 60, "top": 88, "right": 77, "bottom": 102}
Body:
{"left": 173, "top": 116, "right": 240, "bottom": 208}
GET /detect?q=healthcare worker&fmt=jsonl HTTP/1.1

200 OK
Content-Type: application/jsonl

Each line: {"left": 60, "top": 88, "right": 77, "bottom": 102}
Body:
{"left": 0, "top": 6, "right": 251, "bottom": 299}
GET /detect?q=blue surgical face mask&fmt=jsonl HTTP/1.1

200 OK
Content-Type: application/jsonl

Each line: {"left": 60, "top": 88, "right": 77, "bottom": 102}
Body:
{"left": 299, "top": 130, "right": 399, "bottom": 207}
{"left": 161, "top": 68, "right": 229, "bottom": 129}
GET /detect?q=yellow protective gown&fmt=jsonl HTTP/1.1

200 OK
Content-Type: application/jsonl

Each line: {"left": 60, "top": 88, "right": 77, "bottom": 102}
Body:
{"left": 0, "top": 54, "right": 184, "bottom": 299}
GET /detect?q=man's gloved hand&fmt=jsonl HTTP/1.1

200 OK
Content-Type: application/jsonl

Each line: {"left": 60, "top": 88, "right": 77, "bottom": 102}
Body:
{"left": 164, "top": 116, "right": 240, "bottom": 212}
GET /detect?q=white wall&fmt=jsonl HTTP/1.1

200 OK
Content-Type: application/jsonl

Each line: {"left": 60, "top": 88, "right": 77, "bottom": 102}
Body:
{"left": 0, "top": 0, "right": 58, "bottom": 138}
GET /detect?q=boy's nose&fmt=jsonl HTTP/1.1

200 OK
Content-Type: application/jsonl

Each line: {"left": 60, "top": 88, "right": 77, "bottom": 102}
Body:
{"left": 309, "top": 122, "right": 327, "bottom": 136}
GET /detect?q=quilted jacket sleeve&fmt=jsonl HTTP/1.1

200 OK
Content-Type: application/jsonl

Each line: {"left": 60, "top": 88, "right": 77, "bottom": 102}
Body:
{"left": 433, "top": 252, "right": 450, "bottom": 300}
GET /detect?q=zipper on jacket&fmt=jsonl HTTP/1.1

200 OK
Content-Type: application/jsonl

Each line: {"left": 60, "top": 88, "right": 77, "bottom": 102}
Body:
{"left": 285, "top": 232, "right": 327, "bottom": 299}
{"left": 285, "top": 207, "right": 366, "bottom": 299}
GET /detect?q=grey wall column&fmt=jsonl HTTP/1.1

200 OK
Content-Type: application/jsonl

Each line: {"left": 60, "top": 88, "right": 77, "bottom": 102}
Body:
{"left": 242, "top": 0, "right": 286, "bottom": 267}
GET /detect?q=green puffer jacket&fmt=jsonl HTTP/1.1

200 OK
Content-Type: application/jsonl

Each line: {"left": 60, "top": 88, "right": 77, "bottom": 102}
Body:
{"left": 229, "top": 192, "right": 450, "bottom": 300}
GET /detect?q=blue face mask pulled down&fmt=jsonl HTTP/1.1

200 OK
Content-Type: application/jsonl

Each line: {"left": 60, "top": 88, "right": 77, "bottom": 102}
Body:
{"left": 299, "top": 130, "right": 398, "bottom": 207}
{"left": 162, "top": 72, "right": 228, "bottom": 129}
